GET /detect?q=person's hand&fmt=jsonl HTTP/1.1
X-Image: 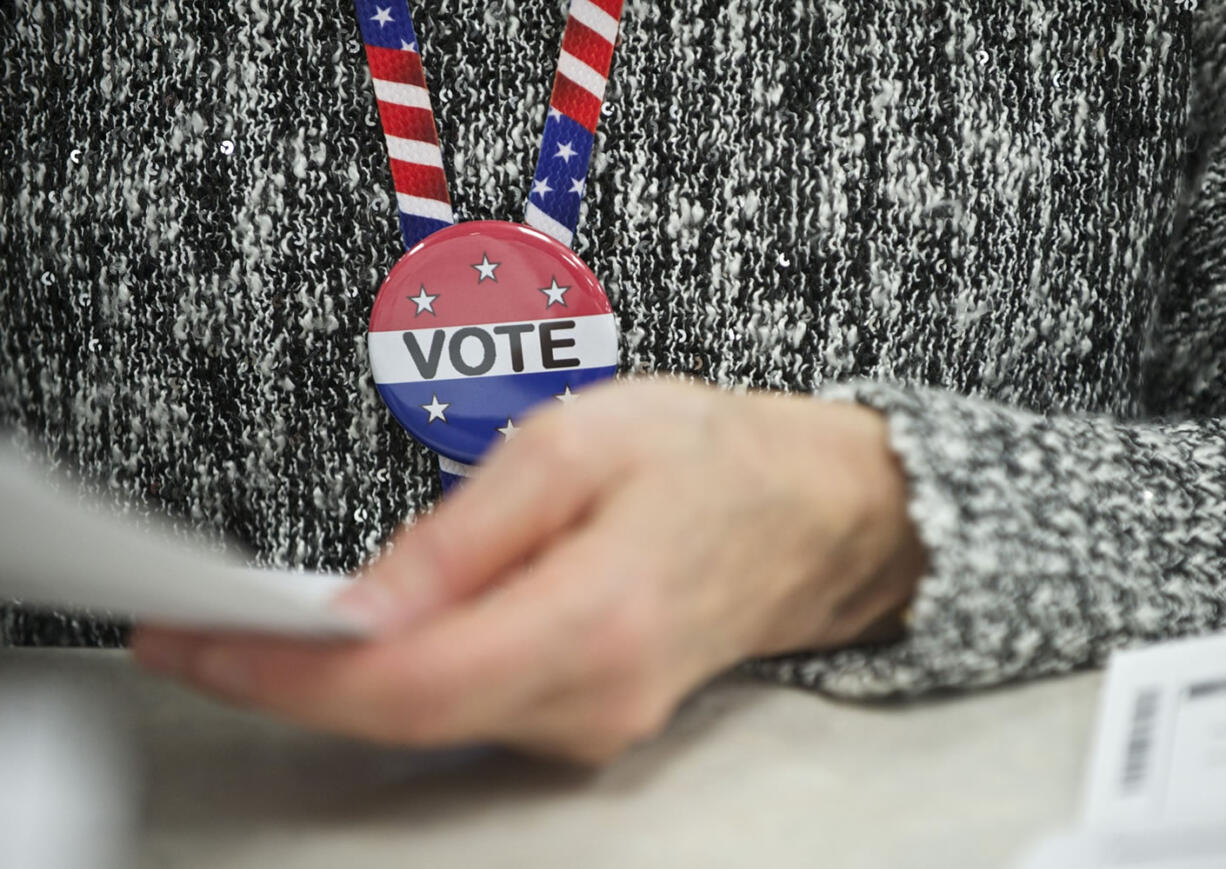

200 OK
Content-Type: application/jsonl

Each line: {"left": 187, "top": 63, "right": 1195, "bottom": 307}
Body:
{"left": 131, "top": 378, "right": 927, "bottom": 764}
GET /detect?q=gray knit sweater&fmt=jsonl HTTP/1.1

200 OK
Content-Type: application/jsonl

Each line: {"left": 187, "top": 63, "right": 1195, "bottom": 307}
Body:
{"left": 2, "top": 0, "right": 1225, "bottom": 700}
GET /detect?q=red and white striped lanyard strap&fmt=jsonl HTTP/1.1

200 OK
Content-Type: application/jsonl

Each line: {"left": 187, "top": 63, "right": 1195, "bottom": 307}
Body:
{"left": 353, "top": 0, "right": 625, "bottom": 252}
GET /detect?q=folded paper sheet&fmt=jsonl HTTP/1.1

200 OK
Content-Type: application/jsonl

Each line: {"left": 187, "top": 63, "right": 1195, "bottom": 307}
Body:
{"left": 0, "top": 446, "right": 371, "bottom": 637}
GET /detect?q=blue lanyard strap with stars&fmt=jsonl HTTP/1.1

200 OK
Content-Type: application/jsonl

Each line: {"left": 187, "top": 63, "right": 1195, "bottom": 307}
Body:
{"left": 353, "top": 0, "right": 626, "bottom": 252}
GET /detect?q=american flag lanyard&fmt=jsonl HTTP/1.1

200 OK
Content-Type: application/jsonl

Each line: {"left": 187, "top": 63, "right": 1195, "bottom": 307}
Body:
{"left": 355, "top": 0, "right": 625, "bottom": 489}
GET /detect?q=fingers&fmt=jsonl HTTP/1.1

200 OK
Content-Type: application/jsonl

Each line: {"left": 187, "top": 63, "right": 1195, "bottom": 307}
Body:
{"left": 132, "top": 487, "right": 679, "bottom": 757}
{"left": 497, "top": 660, "right": 678, "bottom": 766}
{"left": 132, "top": 624, "right": 394, "bottom": 734}
{"left": 129, "top": 626, "right": 212, "bottom": 674}
{"left": 489, "top": 504, "right": 682, "bottom": 760}
{"left": 338, "top": 407, "right": 630, "bottom": 634}
{"left": 498, "top": 687, "right": 656, "bottom": 767}
{"left": 134, "top": 561, "right": 595, "bottom": 746}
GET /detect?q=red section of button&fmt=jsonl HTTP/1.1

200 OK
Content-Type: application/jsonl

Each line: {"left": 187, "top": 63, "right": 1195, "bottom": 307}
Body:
{"left": 369, "top": 220, "right": 613, "bottom": 333}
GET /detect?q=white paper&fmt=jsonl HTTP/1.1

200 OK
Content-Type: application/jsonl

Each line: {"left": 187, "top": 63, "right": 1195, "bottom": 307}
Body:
{"left": 1082, "top": 632, "right": 1226, "bottom": 831}
{"left": 1029, "top": 632, "right": 1226, "bottom": 868}
{"left": 0, "top": 446, "right": 372, "bottom": 637}
{"left": 1015, "top": 633, "right": 1226, "bottom": 869}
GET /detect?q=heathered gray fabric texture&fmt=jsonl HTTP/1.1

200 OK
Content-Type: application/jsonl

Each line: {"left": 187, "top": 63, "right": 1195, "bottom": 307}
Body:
{"left": 2, "top": 0, "right": 1225, "bottom": 698}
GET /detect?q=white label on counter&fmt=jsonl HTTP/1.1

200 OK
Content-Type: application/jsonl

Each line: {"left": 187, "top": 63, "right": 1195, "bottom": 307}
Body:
{"left": 1083, "top": 632, "right": 1226, "bottom": 835}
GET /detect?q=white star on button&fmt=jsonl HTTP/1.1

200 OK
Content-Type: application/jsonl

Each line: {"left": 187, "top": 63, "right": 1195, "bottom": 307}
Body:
{"left": 555, "top": 141, "right": 577, "bottom": 163}
{"left": 472, "top": 253, "right": 500, "bottom": 282}
{"left": 372, "top": 6, "right": 394, "bottom": 26}
{"left": 409, "top": 285, "right": 438, "bottom": 315}
{"left": 497, "top": 418, "right": 518, "bottom": 440}
{"left": 568, "top": 177, "right": 584, "bottom": 195}
{"left": 539, "top": 278, "right": 570, "bottom": 307}
{"left": 548, "top": 107, "right": 563, "bottom": 122}
{"left": 531, "top": 177, "right": 552, "bottom": 199}
{"left": 554, "top": 385, "right": 578, "bottom": 404}
{"left": 420, "top": 393, "right": 450, "bottom": 423}
{"left": 400, "top": 38, "right": 417, "bottom": 52}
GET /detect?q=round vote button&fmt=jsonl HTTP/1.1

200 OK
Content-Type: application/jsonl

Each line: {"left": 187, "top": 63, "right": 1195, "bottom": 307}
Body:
{"left": 367, "top": 221, "right": 619, "bottom": 466}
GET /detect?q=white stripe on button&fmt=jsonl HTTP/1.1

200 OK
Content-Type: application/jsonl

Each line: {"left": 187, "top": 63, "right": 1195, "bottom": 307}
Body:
{"left": 368, "top": 313, "right": 618, "bottom": 384}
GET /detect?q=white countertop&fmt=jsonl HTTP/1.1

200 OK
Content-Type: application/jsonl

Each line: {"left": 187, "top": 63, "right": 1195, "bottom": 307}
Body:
{"left": 0, "top": 649, "right": 1101, "bottom": 868}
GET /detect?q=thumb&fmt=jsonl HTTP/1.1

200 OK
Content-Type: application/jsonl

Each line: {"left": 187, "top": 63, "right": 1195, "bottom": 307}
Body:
{"left": 329, "top": 417, "right": 621, "bottom": 635}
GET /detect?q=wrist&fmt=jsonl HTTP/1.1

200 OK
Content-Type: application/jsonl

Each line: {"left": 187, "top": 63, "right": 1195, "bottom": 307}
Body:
{"left": 751, "top": 399, "right": 927, "bottom": 657}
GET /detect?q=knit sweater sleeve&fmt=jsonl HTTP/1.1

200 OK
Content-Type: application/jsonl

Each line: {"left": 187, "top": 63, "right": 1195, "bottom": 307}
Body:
{"left": 744, "top": 11, "right": 1226, "bottom": 699}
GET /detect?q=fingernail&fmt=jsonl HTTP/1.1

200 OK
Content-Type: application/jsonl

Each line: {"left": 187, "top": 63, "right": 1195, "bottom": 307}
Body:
{"left": 133, "top": 638, "right": 190, "bottom": 676}
{"left": 195, "top": 647, "right": 252, "bottom": 696}
{"left": 330, "top": 580, "right": 419, "bottom": 634}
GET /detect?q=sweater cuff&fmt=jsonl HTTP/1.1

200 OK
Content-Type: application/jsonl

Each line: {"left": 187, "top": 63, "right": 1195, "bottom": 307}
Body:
{"left": 742, "top": 380, "right": 1111, "bottom": 699}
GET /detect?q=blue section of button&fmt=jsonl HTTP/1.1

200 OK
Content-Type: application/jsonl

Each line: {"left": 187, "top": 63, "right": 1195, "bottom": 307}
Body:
{"left": 378, "top": 367, "right": 617, "bottom": 465}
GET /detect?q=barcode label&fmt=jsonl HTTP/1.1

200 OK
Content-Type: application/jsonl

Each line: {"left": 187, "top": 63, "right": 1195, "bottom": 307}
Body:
{"left": 1083, "top": 633, "right": 1226, "bottom": 828}
{"left": 1120, "top": 687, "right": 1160, "bottom": 794}
{"left": 1187, "top": 677, "right": 1226, "bottom": 702}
